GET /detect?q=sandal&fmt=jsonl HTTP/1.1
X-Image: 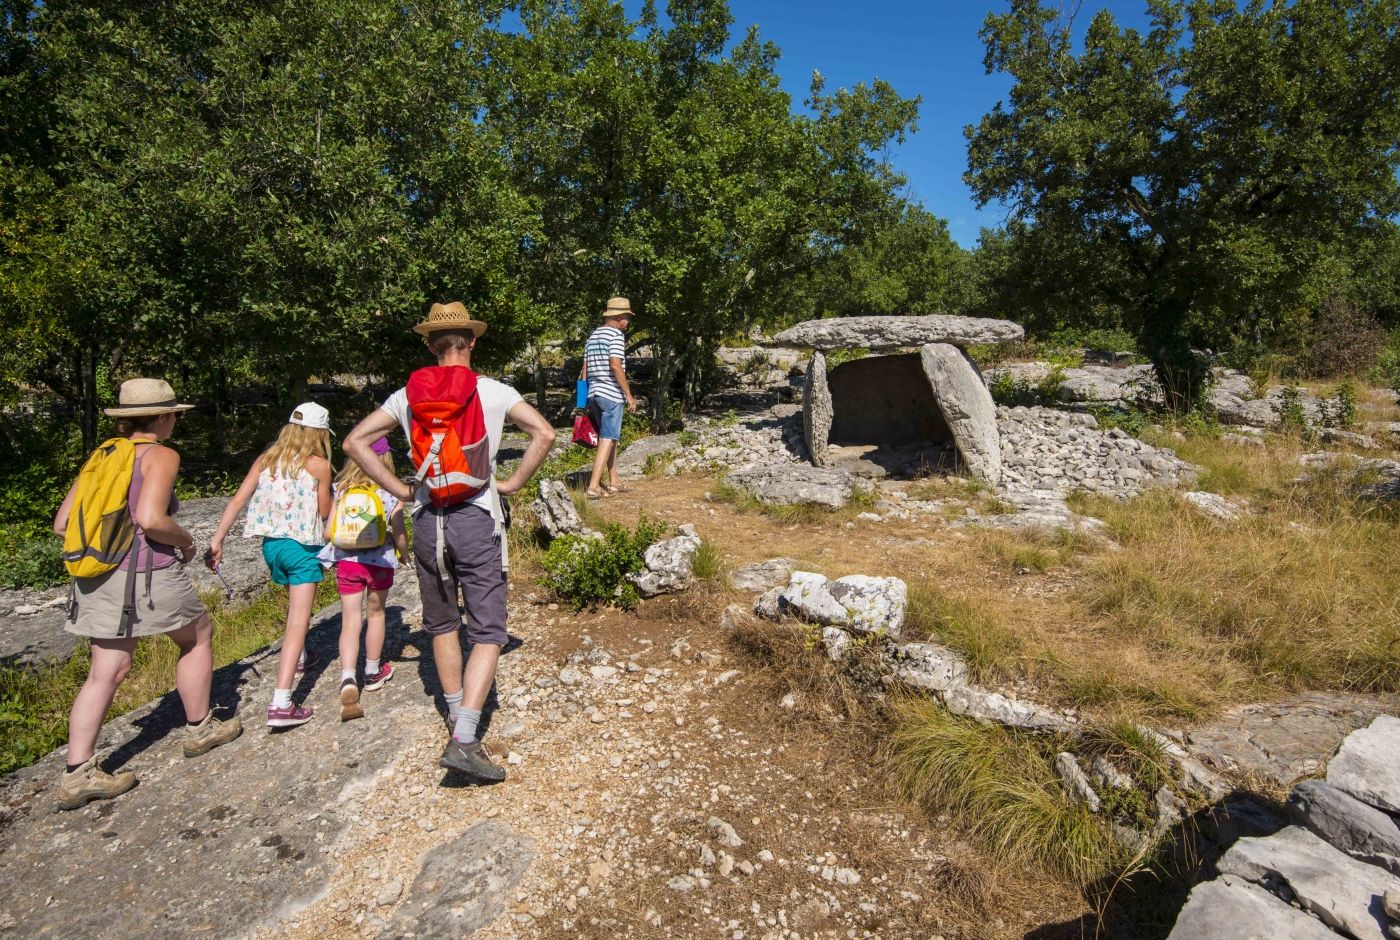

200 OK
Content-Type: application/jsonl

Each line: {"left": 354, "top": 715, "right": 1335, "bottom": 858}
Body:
{"left": 585, "top": 489, "right": 609, "bottom": 500}
{"left": 602, "top": 484, "right": 631, "bottom": 494}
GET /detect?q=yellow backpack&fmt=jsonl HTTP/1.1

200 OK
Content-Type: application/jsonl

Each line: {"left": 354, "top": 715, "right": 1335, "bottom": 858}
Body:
{"left": 62, "top": 438, "right": 148, "bottom": 579}
{"left": 327, "top": 484, "right": 387, "bottom": 551}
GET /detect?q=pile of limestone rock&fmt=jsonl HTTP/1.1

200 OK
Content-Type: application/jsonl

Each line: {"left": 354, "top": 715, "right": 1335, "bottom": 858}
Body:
{"left": 1169, "top": 716, "right": 1400, "bottom": 940}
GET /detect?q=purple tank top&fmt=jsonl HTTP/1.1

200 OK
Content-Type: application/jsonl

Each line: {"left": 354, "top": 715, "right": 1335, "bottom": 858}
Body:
{"left": 118, "top": 445, "right": 180, "bottom": 571}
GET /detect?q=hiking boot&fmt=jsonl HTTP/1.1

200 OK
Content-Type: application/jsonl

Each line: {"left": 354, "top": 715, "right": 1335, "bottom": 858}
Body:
{"left": 340, "top": 679, "right": 364, "bottom": 722}
{"left": 266, "top": 702, "right": 314, "bottom": 728}
{"left": 363, "top": 662, "right": 395, "bottom": 692}
{"left": 183, "top": 712, "right": 243, "bottom": 758}
{"left": 56, "top": 757, "right": 136, "bottom": 811}
{"left": 439, "top": 738, "right": 506, "bottom": 783}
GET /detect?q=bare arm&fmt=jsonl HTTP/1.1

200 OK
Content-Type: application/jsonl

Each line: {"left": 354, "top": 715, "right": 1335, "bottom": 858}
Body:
{"left": 345, "top": 408, "right": 411, "bottom": 502}
{"left": 390, "top": 505, "right": 409, "bottom": 565}
{"left": 305, "top": 454, "right": 333, "bottom": 521}
{"left": 610, "top": 356, "right": 636, "bottom": 412}
{"left": 133, "top": 446, "right": 196, "bottom": 562}
{"left": 208, "top": 455, "right": 264, "bottom": 569}
{"left": 52, "top": 478, "right": 81, "bottom": 537}
{"left": 496, "top": 399, "right": 556, "bottom": 497}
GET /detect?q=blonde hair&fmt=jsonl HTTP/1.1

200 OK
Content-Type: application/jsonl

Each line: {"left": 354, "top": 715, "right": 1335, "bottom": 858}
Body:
{"left": 335, "top": 450, "right": 395, "bottom": 488}
{"left": 261, "top": 423, "right": 333, "bottom": 478}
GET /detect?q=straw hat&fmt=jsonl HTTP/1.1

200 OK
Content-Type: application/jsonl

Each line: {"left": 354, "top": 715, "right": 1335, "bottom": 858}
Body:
{"left": 601, "top": 296, "right": 635, "bottom": 320}
{"left": 104, "top": 379, "right": 196, "bottom": 418}
{"left": 413, "top": 301, "right": 487, "bottom": 337}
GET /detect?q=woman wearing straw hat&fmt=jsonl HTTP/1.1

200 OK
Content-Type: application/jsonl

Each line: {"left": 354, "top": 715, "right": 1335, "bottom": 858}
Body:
{"left": 50, "top": 379, "right": 242, "bottom": 810}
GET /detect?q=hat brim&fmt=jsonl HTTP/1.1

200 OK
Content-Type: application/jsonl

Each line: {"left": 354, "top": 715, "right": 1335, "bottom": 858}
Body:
{"left": 413, "top": 319, "right": 488, "bottom": 337}
{"left": 104, "top": 403, "right": 196, "bottom": 417}
{"left": 601, "top": 309, "right": 635, "bottom": 319}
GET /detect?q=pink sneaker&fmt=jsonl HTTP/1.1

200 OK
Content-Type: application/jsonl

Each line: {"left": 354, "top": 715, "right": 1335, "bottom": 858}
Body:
{"left": 266, "top": 702, "right": 314, "bottom": 728}
{"left": 364, "top": 662, "right": 395, "bottom": 692}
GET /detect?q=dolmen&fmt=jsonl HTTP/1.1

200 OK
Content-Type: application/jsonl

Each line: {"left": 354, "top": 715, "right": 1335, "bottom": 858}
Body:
{"left": 770, "top": 314, "right": 1023, "bottom": 486}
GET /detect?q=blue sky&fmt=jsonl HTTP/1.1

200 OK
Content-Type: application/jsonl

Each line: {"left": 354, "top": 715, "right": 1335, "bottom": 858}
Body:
{"left": 723, "top": 0, "right": 1154, "bottom": 247}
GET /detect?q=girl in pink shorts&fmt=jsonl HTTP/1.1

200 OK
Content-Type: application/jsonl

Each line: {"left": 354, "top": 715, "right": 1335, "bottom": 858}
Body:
{"left": 319, "top": 438, "right": 409, "bottom": 721}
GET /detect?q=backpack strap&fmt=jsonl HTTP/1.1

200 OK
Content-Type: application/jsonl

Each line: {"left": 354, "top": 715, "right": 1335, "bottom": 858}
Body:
{"left": 414, "top": 432, "right": 446, "bottom": 485}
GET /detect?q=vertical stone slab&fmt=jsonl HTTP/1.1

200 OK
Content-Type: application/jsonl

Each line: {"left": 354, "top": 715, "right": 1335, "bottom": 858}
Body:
{"left": 920, "top": 343, "right": 1002, "bottom": 486}
{"left": 802, "top": 351, "right": 832, "bottom": 467}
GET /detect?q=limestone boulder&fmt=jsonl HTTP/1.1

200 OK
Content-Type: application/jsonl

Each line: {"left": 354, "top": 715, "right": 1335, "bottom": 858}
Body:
{"left": 1328, "top": 715, "right": 1400, "bottom": 814}
{"left": 893, "top": 642, "right": 969, "bottom": 693}
{"left": 919, "top": 343, "right": 1001, "bottom": 486}
{"left": 1167, "top": 875, "right": 1342, "bottom": 940}
{"left": 942, "top": 684, "right": 1078, "bottom": 733}
{"left": 1182, "top": 491, "right": 1244, "bottom": 522}
{"left": 752, "top": 570, "right": 907, "bottom": 638}
{"left": 727, "top": 558, "right": 797, "bottom": 593}
{"left": 1218, "top": 824, "right": 1400, "bottom": 939}
{"left": 773, "top": 314, "right": 1024, "bottom": 351}
{"left": 1054, "top": 753, "right": 1101, "bottom": 812}
{"left": 392, "top": 822, "right": 534, "bottom": 936}
{"left": 627, "top": 525, "right": 701, "bottom": 598}
{"left": 530, "top": 479, "right": 597, "bottom": 540}
{"left": 723, "top": 463, "right": 860, "bottom": 509}
{"left": 1287, "top": 779, "right": 1400, "bottom": 860}
{"left": 802, "top": 351, "right": 832, "bottom": 467}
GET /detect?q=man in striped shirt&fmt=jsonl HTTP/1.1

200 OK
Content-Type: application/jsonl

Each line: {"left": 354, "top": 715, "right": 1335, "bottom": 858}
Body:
{"left": 583, "top": 296, "right": 637, "bottom": 498}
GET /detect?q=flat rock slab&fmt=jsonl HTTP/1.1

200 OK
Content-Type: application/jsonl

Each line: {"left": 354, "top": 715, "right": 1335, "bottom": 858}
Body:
{"left": 0, "top": 572, "right": 525, "bottom": 938}
{"left": 920, "top": 343, "right": 1001, "bottom": 486}
{"left": 773, "top": 315, "right": 1024, "bottom": 351}
{"left": 392, "top": 821, "right": 534, "bottom": 936}
{"left": 1217, "top": 824, "right": 1400, "bottom": 939}
{"left": 1287, "top": 779, "right": 1400, "bottom": 859}
{"left": 724, "top": 463, "right": 858, "bottom": 509}
{"left": 1167, "top": 874, "right": 1341, "bottom": 940}
{"left": 1328, "top": 715, "right": 1400, "bottom": 814}
{"left": 615, "top": 432, "right": 680, "bottom": 479}
{"left": 802, "top": 351, "right": 832, "bottom": 467}
{"left": 1187, "top": 692, "right": 1392, "bottom": 786}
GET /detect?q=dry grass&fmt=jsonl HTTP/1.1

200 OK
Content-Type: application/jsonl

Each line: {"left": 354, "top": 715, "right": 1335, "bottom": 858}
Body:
{"left": 710, "top": 477, "right": 878, "bottom": 525}
{"left": 887, "top": 695, "right": 1123, "bottom": 885}
{"left": 904, "top": 582, "right": 1025, "bottom": 683}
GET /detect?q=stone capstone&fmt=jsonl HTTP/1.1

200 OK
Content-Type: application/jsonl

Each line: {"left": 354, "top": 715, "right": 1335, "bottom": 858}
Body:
{"left": 1167, "top": 875, "right": 1342, "bottom": 940}
{"left": 919, "top": 343, "right": 1002, "bottom": 486}
{"left": 1216, "top": 824, "right": 1400, "bottom": 939}
{"left": 392, "top": 821, "right": 535, "bottom": 936}
{"left": 627, "top": 525, "right": 702, "bottom": 598}
{"left": 802, "top": 351, "right": 832, "bottom": 467}
{"left": 1328, "top": 716, "right": 1400, "bottom": 814}
{"left": 724, "top": 463, "right": 863, "bottom": 509}
{"left": 773, "top": 314, "right": 1024, "bottom": 352}
{"left": 1287, "top": 779, "right": 1400, "bottom": 861}
{"left": 752, "top": 571, "right": 906, "bottom": 638}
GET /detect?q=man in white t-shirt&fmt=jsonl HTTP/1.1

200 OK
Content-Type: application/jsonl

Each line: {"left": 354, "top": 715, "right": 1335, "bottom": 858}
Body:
{"left": 345, "top": 301, "right": 554, "bottom": 783}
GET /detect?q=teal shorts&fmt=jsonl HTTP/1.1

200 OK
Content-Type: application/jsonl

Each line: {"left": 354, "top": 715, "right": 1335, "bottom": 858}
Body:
{"left": 261, "top": 538, "right": 324, "bottom": 586}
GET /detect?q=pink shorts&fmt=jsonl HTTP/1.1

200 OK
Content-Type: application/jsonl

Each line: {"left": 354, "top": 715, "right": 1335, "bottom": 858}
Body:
{"left": 335, "top": 560, "right": 394, "bottom": 595}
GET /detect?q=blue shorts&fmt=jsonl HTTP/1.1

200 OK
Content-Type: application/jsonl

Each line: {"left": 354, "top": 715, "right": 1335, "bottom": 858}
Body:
{"left": 261, "top": 538, "right": 325, "bottom": 586}
{"left": 592, "top": 397, "right": 624, "bottom": 441}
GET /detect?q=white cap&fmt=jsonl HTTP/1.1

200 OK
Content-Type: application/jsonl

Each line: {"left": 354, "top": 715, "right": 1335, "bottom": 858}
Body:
{"left": 288, "top": 401, "right": 333, "bottom": 434}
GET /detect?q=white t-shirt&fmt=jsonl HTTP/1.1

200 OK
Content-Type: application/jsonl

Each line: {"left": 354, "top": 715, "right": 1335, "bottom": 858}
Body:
{"left": 379, "top": 377, "right": 524, "bottom": 515}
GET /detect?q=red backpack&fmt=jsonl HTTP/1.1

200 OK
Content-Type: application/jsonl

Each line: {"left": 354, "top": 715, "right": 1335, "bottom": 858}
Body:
{"left": 406, "top": 365, "right": 491, "bottom": 507}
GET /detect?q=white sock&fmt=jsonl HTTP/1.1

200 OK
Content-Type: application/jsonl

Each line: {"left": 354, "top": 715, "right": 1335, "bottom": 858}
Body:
{"left": 341, "top": 669, "right": 356, "bottom": 684}
{"left": 452, "top": 708, "right": 482, "bottom": 744}
{"left": 365, "top": 659, "right": 380, "bottom": 675}
{"left": 445, "top": 690, "right": 464, "bottom": 721}
{"left": 271, "top": 688, "right": 293, "bottom": 709}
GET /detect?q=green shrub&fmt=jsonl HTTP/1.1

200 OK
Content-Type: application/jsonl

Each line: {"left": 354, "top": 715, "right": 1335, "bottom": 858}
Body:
{"left": 1320, "top": 381, "right": 1357, "bottom": 430}
{"left": 0, "top": 524, "right": 66, "bottom": 591}
{"left": 1371, "top": 330, "right": 1400, "bottom": 393}
{"left": 1278, "top": 386, "right": 1312, "bottom": 439}
{"left": 540, "top": 516, "right": 669, "bottom": 610}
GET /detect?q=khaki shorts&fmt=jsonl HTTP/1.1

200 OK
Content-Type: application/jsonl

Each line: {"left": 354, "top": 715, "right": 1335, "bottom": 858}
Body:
{"left": 67, "top": 563, "right": 207, "bottom": 639}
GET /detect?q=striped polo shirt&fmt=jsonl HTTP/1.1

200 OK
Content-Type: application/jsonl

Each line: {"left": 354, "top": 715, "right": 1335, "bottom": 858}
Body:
{"left": 584, "top": 325, "right": 627, "bottom": 404}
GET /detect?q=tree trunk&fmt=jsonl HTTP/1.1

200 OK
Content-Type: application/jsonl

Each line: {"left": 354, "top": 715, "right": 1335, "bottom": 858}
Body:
{"left": 649, "top": 340, "right": 679, "bottom": 432}
{"left": 1144, "top": 303, "right": 1210, "bottom": 412}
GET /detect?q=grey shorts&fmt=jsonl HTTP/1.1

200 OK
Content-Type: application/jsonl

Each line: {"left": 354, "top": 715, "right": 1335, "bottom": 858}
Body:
{"left": 67, "top": 563, "right": 207, "bottom": 639}
{"left": 413, "top": 503, "right": 508, "bottom": 645}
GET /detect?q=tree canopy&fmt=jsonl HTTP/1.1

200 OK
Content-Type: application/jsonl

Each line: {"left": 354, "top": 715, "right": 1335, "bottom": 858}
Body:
{"left": 966, "top": 0, "right": 1400, "bottom": 401}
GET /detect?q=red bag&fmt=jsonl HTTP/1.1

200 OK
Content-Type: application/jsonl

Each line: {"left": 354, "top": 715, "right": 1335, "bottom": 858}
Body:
{"left": 406, "top": 365, "right": 491, "bottom": 507}
{"left": 572, "top": 412, "right": 599, "bottom": 448}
